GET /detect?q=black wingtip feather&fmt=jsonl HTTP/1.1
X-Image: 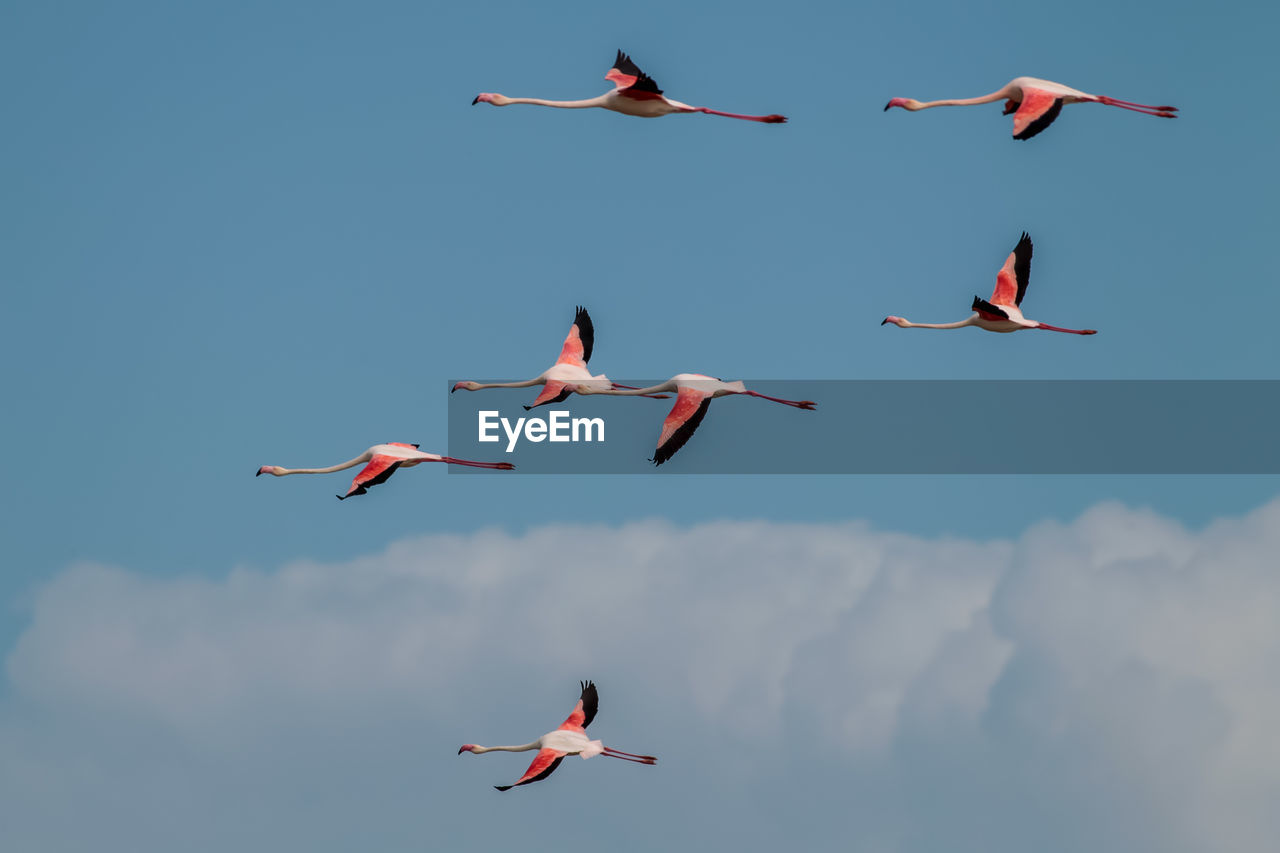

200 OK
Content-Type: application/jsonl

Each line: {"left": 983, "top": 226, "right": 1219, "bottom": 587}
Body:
{"left": 971, "top": 296, "right": 1010, "bottom": 320}
{"left": 579, "top": 680, "right": 599, "bottom": 729}
{"left": 1012, "top": 232, "right": 1033, "bottom": 305}
{"left": 573, "top": 305, "right": 594, "bottom": 365}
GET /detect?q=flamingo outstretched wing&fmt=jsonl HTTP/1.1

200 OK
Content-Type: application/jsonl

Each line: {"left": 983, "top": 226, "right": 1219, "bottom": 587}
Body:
{"left": 990, "top": 232, "right": 1033, "bottom": 307}
{"left": 654, "top": 385, "right": 714, "bottom": 466}
{"left": 555, "top": 306, "right": 594, "bottom": 368}
{"left": 525, "top": 379, "right": 572, "bottom": 410}
{"left": 1012, "top": 89, "right": 1064, "bottom": 139}
{"left": 338, "top": 455, "right": 402, "bottom": 500}
{"left": 605, "top": 50, "right": 664, "bottom": 96}
{"left": 494, "top": 748, "right": 567, "bottom": 791}
{"left": 559, "top": 680, "right": 599, "bottom": 732}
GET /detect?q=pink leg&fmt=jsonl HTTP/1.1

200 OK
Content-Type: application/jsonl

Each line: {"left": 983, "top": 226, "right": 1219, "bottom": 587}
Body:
{"left": 603, "top": 747, "right": 658, "bottom": 760}
{"left": 696, "top": 108, "right": 787, "bottom": 123}
{"left": 1098, "top": 95, "right": 1178, "bottom": 111}
{"left": 440, "top": 457, "right": 516, "bottom": 469}
{"left": 1096, "top": 97, "right": 1177, "bottom": 118}
{"left": 1033, "top": 323, "right": 1097, "bottom": 335}
{"left": 743, "top": 390, "right": 817, "bottom": 410}
{"left": 601, "top": 752, "right": 657, "bottom": 765}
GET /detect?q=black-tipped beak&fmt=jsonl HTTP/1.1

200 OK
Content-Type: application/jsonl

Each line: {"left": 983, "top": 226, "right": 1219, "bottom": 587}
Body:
{"left": 883, "top": 101, "right": 892, "bottom": 111}
{"left": 471, "top": 96, "right": 480, "bottom": 105}
{"left": 450, "top": 386, "right": 457, "bottom": 393}
{"left": 881, "top": 318, "right": 890, "bottom": 325}
{"left": 255, "top": 469, "right": 262, "bottom": 476}
{"left": 457, "top": 746, "right": 466, "bottom": 754}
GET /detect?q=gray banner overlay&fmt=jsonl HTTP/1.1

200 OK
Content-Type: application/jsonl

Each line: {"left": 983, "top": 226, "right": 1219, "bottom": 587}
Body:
{"left": 445, "top": 381, "right": 1279, "bottom": 474}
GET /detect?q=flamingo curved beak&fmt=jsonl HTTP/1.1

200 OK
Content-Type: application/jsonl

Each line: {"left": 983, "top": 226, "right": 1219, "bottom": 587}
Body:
{"left": 471, "top": 95, "right": 481, "bottom": 105}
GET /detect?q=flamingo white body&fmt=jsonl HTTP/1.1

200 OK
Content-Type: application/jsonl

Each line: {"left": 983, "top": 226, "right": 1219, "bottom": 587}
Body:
{"left": 256, "top": 442, "right": 514, "bottom": 500}
{"left": 577, "top": 373, "right": 816, "bottom": 465}
{"left": 458, "top": 681, "right": 656, "bottom": 791}
{"left": 452, "top": 306, "right": 669, "bottom": 409}
{"left": 885, "top": 76, "right": 1177, "bottom": 139}
{"left": 473, "top": 50, "right": 787, "bottom": 123}
{"left": 881, "top": 232, "right": 1097, "bottom": 336}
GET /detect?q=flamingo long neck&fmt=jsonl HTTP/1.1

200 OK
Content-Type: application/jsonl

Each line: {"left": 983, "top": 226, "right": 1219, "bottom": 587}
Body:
{"left": 471, "top": 378, "right": 543, "bottom": 390}
{"left": 899, "top": 317, "right": 977, "bottom": 330}
{"left": 277, "top": 454, "right": 371, "bottom": 475}
{"left": 591, "top": 381, "right": 676, "bottom": 396}
{"left": 917, "top": 88, "right": 1011, "bottom": 109}
{"left": 503, "top": 96, "right": 608, "bottom": 110}
{"left": 472, "top": 741, "right": 541, "bottom": 754}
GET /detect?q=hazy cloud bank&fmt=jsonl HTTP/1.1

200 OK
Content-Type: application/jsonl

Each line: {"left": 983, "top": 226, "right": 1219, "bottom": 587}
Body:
{"left": 4, "top": 500, "right": 1278, "bottom": 852}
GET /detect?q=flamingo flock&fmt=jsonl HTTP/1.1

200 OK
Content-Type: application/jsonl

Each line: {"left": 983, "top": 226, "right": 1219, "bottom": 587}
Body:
{"left": 246, "top": 45, "right": 1182, "bottom": 793}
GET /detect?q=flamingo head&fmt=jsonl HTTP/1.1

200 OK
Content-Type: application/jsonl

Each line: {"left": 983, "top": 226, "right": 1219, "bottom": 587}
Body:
{"left": 452, "top": 381, "right": 480, "bottom": 393}
{"left": 881, "top": 315, "right": 907, "bottom": 328}
{"left": 471, "top": 93, "right": 509, "bottom": 106}
{"left": 883, "top": 98, "right": 921, "bottom": 112}
{"left": 457, "top": 744, "right": 476, "bottom": 754}
{"left": 256, "top": 466, "right": 285, "bottom": 477}
{"left": 1002, "top": 99, "right": 1020, "bottom": 115}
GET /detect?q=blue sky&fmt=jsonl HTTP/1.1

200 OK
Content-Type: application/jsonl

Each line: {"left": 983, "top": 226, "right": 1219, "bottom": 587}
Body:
{"left": 2, "top": 0, "right": 1278, "bottom": 850}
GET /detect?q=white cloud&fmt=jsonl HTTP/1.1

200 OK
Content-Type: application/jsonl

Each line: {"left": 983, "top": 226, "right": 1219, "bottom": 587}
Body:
{"left": 4, "top": 500, "right": 1280, "bottom": 852}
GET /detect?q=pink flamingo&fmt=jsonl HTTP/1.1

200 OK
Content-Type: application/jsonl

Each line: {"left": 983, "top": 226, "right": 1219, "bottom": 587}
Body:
{"left": 472, "top": 50, "right": 787, "bottom": 123}
{"left": 576, "top": 374, "right": 816, "bottom": 465}
{"left": 885, "top": 76, "right": 1176, "bottom": 140}
{"left": 452, "top": 307, "right": 669, "bottom": 410}
{"left": 458, "top": 681, "right": 656, "bottom": 791}
{"left": 256, "top": 443, "right": 513, "bottom": 500}
{"left": 881, "top": 232, "right": 1097, "bottom": 335}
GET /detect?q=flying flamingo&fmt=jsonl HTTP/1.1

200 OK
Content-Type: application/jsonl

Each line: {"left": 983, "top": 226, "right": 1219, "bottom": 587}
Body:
{"left": 472, "top": 49, "right": 787, "bottom": 123}
{"left": 576, "top": 374, "right": 816, "bottom": 465}
{"left": 884, "top": 76, "right": 1177, "bottom": 140}
{"left": 881, "top": 232, "right": 1097, "bottom": 335}
{"left": 452, "top": 306, "right": 670, "bottom": 410}
{"left": 256, "top": 443, "right": 514, "bottom": 500}
{"left": 458, "top": 681, "right": 657, "bottom": 791}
